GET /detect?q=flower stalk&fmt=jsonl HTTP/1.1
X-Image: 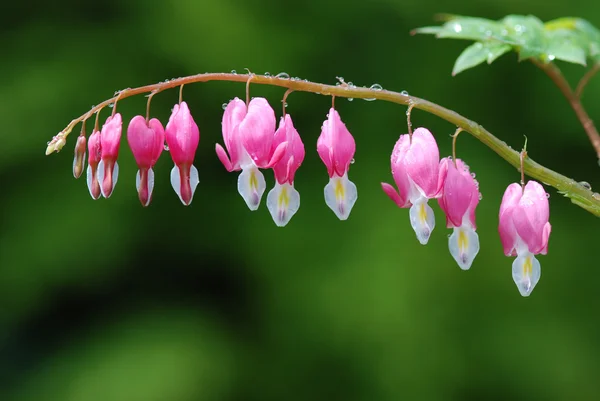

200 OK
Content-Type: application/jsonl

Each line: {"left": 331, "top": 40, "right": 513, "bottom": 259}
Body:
{"left": 46, "top": 72, "right": 600, "bottom": 217}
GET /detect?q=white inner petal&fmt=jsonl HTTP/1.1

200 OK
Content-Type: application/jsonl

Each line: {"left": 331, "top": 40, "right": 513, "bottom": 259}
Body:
{"left": 512, "top": 251, "right": 541, "bottom": 297}
{"left": 170, "top": 165, "right": 181, "bottom": 202}
{"left": 324, "top": 173, "right": 357, "bottom": 220}
{"left": 86, "top": 164, "right": 100, "bottom": 200}
{"left": 409, "top": 200, "right": 435, "bottom": 245}
{"left": 237, "top": 165, "right": 266, "bottom": 211}
{"left": 267, "top": 182, "right": 301, "bottom": 227}
{"left": 448, "top": 225, "right": 480, "bottom": 270}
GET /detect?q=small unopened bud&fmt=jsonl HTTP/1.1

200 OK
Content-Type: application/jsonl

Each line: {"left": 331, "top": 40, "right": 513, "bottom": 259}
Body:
{"left": 73, "top": 135, "right": 87, "bottom": 179}
{"left": 45, "top": 133, "right": 67, "bottom": 155}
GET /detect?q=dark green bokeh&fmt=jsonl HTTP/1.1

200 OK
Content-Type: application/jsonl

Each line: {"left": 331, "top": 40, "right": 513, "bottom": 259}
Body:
{"left": 2, "top": 1, "right": 600, "bottom": 400}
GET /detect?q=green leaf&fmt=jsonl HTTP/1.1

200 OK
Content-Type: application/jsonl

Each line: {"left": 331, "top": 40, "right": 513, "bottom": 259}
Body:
{"left": 545, "top": 30, "right": 587, "bottom": 65}
{"left": 501, "top": 15, "right": 546, "bottom": 60}
{"left": 452, "top": 42, "right": 511, "bottom": 75}
{"left": 413, "top": 14, "right": 600, "bottom": 70}
{"left": 435, "top": 17, "right": 506, "bottom": 41}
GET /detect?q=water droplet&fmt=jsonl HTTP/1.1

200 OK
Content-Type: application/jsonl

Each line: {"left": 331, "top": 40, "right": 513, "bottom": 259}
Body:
{"left": 283, "top": 102, "right": 288, "bottom": 107}
{"left": 348, "top": 81, "right": 355, "bottom": 87}
{"left": 164, "top": 144, "right": 170, "bottom": 151}
{"left": 364, "top": 97, "right": 376, "bottom": 102}
{"left": 350, "top": 158, "right": 355, "bottom": 164}
{"left": 478, "top": 193, "right": 483, "bottom": 201}
{"left": 231, "top": 69, "right": 237, "bottom": 74}
{"left": 471, "top": 172, "right": 476, "bottom": 178}
{"left": 545, "top": 193, "right": 550, "bottom": 198}
{"left": 108, "top": 103, "right": 114, "bottom": 108}
{"left": 452, "top": 23, "right": 462, "bottom": 33}
{"left": 370, "top": 83, "right": 383, "bottom": 91}
{"left": 401, "top": 90, "right": 409, "bottom": 96}
{"left": 593, "top": 192, "right": 600, "bottom": 200}
{"left": 264, "top": 72, "right": 271, "bottom": 77}
{"left": 336, "top": 82, "right": 341, "bottom": 86}
{"left": 276, "top": 72, "right": 290, "bottom": 79}
{"left": 347, "top": 98, "right": 354, "bottom": 102}
{"left": 292, "top": 77, "right": 301, "bottom": 81}
{"left": 579, "top": 181, "right": 592, "bottom": 190}
{"left": 222, "top": 103, "right": 228, "bottom": 110}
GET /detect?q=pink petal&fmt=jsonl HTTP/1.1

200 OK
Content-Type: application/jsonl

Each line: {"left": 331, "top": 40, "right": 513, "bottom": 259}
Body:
{"left": 165, "top": 102, "right": 200, "bottom": 166}
{"left": 388, "top": 134, "right": 414, "bottom": 204}
{"left": 438, "top": 159, "right": 472, "bottom": 228}
{"left": 221, "top": 98, "right": 247, "bottom": 170}
{"left": 215, "top": 143, "right": 233, "bottom": 172}
{"left": 127, "top": 115, "right": 165, "bottom": 169}
{"left": 272, "top": 115, "right": 305, "bottom": 184}
{"left": 381, "top": 182, "right": 410, "bottom": 208}
{"left": 317, "top": 108, "right": 355, "bottom": 177}
{"left": 404, "top": 127, "right": 440, "bottom": 198}
{"left": 266, "top": 141, "right": 288, "bottom": 169}
{"left": 513, "top": 181, "right": 550, "bottom": 254}
{"left": 239, "top": 98, "right": 276, "bottom": 168}
{"left": 100, "top": 113, "right": 122, "bottom": 159}
{"left": 498, "top": 183, "right": 522, "bottom": 256}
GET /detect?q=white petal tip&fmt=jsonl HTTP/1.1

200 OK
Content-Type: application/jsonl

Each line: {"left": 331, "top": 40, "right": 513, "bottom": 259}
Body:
{"left": 409, "top": 201, "right": 435, "bottom": 245}
{"left": 512, "top": 252, "right": 541, "bottom": 297}
{"left": 324, "top": 174, "right": 357, "bottom": 220}
{"left": 448, "top": 226, "right": 479, "bottom": 270}
{"left": 238, "top": 166, "right": 266, "bottom": 211}
{"left": 170, "top": 165, "right": 199, "bottom": 206}
{"left": 267, "top": 183, "right": 300, "bottom": 227}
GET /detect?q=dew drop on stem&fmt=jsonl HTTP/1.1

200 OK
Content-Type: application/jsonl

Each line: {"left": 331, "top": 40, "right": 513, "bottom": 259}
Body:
{"left": 276, "top": 72, "right": 290, "bottom": 79}
{"left": 579, "top": 181, "right": 592, "bottom": 190}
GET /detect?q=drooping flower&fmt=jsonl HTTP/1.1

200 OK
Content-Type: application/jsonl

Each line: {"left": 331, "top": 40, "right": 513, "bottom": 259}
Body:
{"left": 86, "top": 129, "right": 102, "bottom": 200}
{"left": 317, "top": 108, "right": 357, "bottom": 220}
{"left": 97, "top": 113, "right": 122, "bottom": 198}
{"left": 381, "top": 127, "right": 440, "bottom": 244}
{"left": 165, "top": 101, "right": 200, "bottom": 206}
{"left": 499, "top": 181, "right": 552, "bottom": 296}
{"left": 266, "top": 114, "right": 305, "bottom": 226}
{"left": 73, "top": 135, "right": 87, "bottom": 179}
{"left": 127, "top": 115, "right": 165, "bottom": 207}
{"left": 215, "top": 97, "right": 287, "bottom": 210}
{"left": 437, "top": 157, "right": 481, "bottom": 270}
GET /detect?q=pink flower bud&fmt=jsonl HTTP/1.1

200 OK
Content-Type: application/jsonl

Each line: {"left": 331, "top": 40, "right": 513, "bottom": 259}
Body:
{"left": 381, "top": 128, "right": 441, "bottom": 244}
{"left": 437, "top": 157, "right": 481, "bottom": 270}
{"left": 73, "top": 135, "right": 87, "bottom": 179}
{"left": 317, "top": 108, "right": 357, "bottom": 220}
{"left": 86, "top": 130, "right": 102, "bottom": 200}
{"left": 499, "top": 181, "right": 552, "bottom": 296}
{"left": 165, "top": 101, "right": 200, "bottom": 205}
{"left": 127, "top": 115, "right": 165, "bottom": 207}
{"left": 98, "top": 113, "right": 123, "bottom": 198}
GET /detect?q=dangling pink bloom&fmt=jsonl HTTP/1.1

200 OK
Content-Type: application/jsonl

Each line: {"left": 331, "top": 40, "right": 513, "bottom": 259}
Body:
{"left": 215, "top": 97, "right": 287, "bottom": 211}
{"left": 499, "top": 181, "right": 552, "bottom": 296}
{"left": 73, "top": 135, "right": 87, "bottom": 179}
{"left": 127, "top": 115, "right": 165, "bottom": 207}
{"left": 165, "top": 101, "right": 200, "bottom": 206}
{"left": 267, "top": 114, "right": 305, "bottom": 226}
{"left": 437, "top": 157, "right": 481, "bottom": 270}
{"left": 317, "top": 108, "right": 357, "bottom": 220}
{"left": 380, "top": 128, "right": 440, "bottom": 244}
{"left": 86, "top": 130, "right": 102, "bottom": 200}
{"left": 98, "top": 113, "right": 122, "bottom": 198}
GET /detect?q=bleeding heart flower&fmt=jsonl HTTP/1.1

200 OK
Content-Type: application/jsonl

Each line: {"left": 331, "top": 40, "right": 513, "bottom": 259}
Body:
{"left": 97, "top": 113, "right": 122, "bottom": 198}
{"left": 216, "top": 97, "right": 287, "bottom": 211}
{"left": 127, "top": 115, "right": 165, "bottom": 207}
{"left": 266, "top": 114, "right": 305, "bottom": 226}
{"left": 499, "top": 181, "right": 552, "bottom": 296}
{"left": 317, "top": 108, "right": 357, "bottom": 220}
{"left": 86, "top": 130, "right": 102, "bottom": 200}
{"left": 165, "top": 101, "right": 200, "bottom": 206}
{"left": 381, "top": 127, "right": 440, "bottom": 244}
{"left": 438, "top": 157, "right": 481, "bottom": 270}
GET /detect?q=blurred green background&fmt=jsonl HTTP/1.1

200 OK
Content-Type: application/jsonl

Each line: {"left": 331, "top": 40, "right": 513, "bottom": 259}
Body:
{"left": 2, "top": 1, "right": 600, "bottom": 400}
